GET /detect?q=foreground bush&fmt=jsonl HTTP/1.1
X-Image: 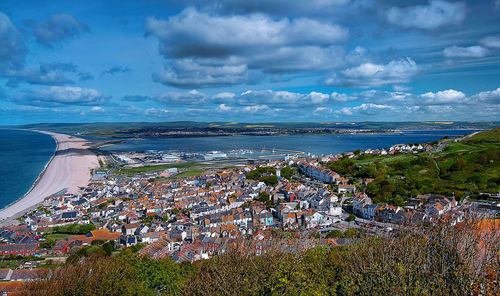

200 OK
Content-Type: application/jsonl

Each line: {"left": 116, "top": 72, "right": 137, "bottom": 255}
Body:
{"left": 23, "top": 220, "right": 499, "bottom": 296}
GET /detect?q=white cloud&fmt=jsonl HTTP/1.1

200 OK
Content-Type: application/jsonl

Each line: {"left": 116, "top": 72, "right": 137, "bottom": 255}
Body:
{"left": 325, "top": 57, "right": 419, "bottom": 87}
{"left": 443, "top": 46, "right": 488, "bottom": 58}
{"left": 313, "top": 107, "right": 333, "bottom": 115}
{"left": 212, "top": 92, "right": 236, "bottom": 100}
{"left": 91, "top": 106, "right": 103, "bottom": 112}
{"left": 145, "top": 108, "right": 170, "bottom": 116}
{"left": 239, "top": 89, "right": 332, "bottom": 106}
{"left": 360, "top": 90, "right": 412, "bottom": 102}
{"left": 155, "top": 89, "right": 206, "bottom": 105}
{"left": 420, "top": 89, "right": 466, "bottom": 104}
{"left": 330, "top": 92, "right": 356, "bottom": 102}
{"left": 480, "top": 36, "right": 500, "bottom": 48}
{"left": 336, "top": 103, "right": 392, "bottom": 116}
{"left": 242, "top": 105, "right": 271, "bottom": 113}
{"left": 472, "top": 87, "right": 500, "bottom": 104}
{"left": 387, "top": 1, "right": 466, "bottom": 30}
{"left": 216, "top": 103, "right": 233, "bottom": 112}
{"left": 308, "top": 91, "right": 330, "bottom": 104}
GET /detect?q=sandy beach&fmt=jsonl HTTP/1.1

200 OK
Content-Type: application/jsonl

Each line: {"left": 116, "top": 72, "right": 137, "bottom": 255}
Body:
{"left": 0, "top": 131, "right": 99, "bottom": 220}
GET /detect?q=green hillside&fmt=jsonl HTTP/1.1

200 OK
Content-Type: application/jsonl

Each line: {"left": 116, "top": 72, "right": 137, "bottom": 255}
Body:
{"left": 326, "top": 128, "right": 500, "bottom": 204}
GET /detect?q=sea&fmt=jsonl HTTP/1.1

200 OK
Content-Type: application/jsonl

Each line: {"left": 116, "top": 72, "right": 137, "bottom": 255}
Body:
{"left": 0, "top": 129, "right": 55, "bottom": 209}
{"left": 0, "top": 129, "right": 478, "bottom": 209}
{"left": 101, "top": 130, "right": 478, "bottom": 155}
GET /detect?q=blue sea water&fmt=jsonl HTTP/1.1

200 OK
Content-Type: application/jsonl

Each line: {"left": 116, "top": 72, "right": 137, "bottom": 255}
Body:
{"left": 102, "top": 129, "right": 478, "bottom": 155}
{"left": 0, "top": 129, "right": 55, "bottom": 209}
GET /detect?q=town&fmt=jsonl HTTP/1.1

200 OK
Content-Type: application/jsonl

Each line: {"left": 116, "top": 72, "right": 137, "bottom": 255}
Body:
{"left": 0, "top": 133, "right": 498, "bottom": 287}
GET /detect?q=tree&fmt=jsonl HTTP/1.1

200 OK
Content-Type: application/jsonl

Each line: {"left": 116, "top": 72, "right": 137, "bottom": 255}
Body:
{"left": 347, "top": 214, "right": 356, "bottom": 223}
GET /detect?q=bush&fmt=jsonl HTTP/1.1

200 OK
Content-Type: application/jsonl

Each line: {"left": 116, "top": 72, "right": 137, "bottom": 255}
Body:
{"left": 23, "top": 220, "right": 500, "bottom": 296}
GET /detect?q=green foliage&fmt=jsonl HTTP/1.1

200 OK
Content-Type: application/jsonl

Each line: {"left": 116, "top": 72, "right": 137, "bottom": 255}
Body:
{"left": 326, "top": 229, "right": 344, "bottom": 238}
{"left": 128, "top": 243, "right": 146, "bottom": 253}
{"left": 66, "top": 245, "right": 107, "bottom": 265}
{"left": 257, "top": 192, "right": 270, "bottom": 202}
{"left": 140, "top": 215, "right": 156, "bottom": 225}
{"left": 48, "top": 223, "right": 96, "bottom": 235}
{"left": 126, "top": 253, "right": 195, "bottom": 295}
{"left": 246, "top": 166, "right": 279, "bottom": 186}
{"left": 325, "top": 228, "right": 361, "bottom": 239}
{"left": 246, "top": 166, "right": 275, "bottom": 179}
{"left": 260, "top": 175, "right": 278, "bottom": 186}
{"left": 257, "top": 192, "right": 274, "bottom": 208}
{"left": 326, "top": 129, "right": 500, "bottom": 203}
{"left": 280, "top": 166, "right": 297, "bottom": 180}
{"left": 327, "top": 156, "right": 355, "bottom": 175}
{"left": 102, "top": 241, "right": 115, "bottom": 256}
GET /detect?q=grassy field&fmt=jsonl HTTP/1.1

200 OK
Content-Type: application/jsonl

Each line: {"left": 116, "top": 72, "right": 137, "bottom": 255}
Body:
{"left": 116, "top": 162, "right": 206, "bottom": 175}
{"left": 45, "top": 233, "right": 71, "bottom": 241}
{"left": 327, "top": 128, "right": 500, "bottom": 204}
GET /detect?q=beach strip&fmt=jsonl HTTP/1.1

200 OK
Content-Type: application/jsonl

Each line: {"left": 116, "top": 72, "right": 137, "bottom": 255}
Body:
{"left": 0, "top": 131, "right": 99, "bottom": 221}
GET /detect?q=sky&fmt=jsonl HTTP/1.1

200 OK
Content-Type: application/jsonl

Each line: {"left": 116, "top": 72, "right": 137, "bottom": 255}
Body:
{"left": 0, "top": 0, "right": 499, "bottom": 124}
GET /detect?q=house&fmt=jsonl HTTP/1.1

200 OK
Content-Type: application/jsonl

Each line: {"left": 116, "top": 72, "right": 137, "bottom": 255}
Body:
{"left": 352, "top": 194, "right": 372, "bottom": 216}
{"left": 258, "top": 211, "right": 274, "bottom": 227}
{"left": 10, "top": 269, "right": 44, "bottom": 281}
{"left": 376, "top": 205, "right": 401, "bottom": 223}
{"left": 329, "top": 203, "right": 342, "bottom": 217}
{"left": 299, "top": 163, "right": 336, "bottom": 183}
{"left": 119, "top": 235, "right": 138, "bottom": 247}
{"left": 303, "top": 212, "right": 327, "bottom": 229}
{"left": 0, "top": 269, "right": 12, "bottom": 281}
{"left": 60, "top": 211, "right": 78, "bottom": 221}
{"left": 0, "top": 243, "right": 39, "bottom": 256}
{"left": 53, "top": 239, "right": 72, "bottom": 255}
{"left": 122, "top": 223, "right": 140, "bottom": 235}
{"left": 338, "top": 184, "right": 356, "bottom": 194}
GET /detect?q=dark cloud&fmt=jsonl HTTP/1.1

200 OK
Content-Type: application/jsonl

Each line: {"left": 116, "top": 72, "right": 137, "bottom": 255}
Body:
{"left": 146, "top": 8, "right": 347, "bottom": 59}
{"left": 100, "top": 65, "right": 132, "bottom": 77}
{"left": 4, "top": 62, "right": 94, "bottom": 87}
{"left": 177, "top": 0, "right": 371, "bottom": 18}
{"left": 386, "top": 1, "right": 466, "bottom": 30}
{"left": 152, "top": 58, "right": 248, "bottom": 88}
{"left": 12, "top": 86, "right": 108, "bottom": 107}
{"left": 28, "top": 13, "right": 89, "bottom": 47}
{"left": 154, "top": 90, "right": 206, "bottom": 105}
{"left": 145, "top": 7, "right": 348, "bottom": 87}
{"left": 5, "top": 68, "right": 74, "bottom": 87}
{"left": 0, "top": 12, "right": 27, "bottom": 72}
{"left": 78, "top": 71, "right": 94, "bottom": 81}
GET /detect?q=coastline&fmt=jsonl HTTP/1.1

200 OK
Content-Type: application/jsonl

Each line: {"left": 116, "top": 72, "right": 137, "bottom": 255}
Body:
{"left": 0, "top": 130, "right": 99, "bottom": 223}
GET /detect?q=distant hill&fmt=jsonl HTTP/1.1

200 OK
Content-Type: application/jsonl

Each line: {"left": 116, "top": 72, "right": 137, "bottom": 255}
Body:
{"left": 5, "top": 121, "right": 498, "bottom": 138}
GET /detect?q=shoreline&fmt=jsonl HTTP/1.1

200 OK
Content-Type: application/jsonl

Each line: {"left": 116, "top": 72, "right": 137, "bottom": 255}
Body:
{"left": 0, "top": 130, "right": 99, "bottom": 223}
{"left": 0, "top": 130, "right": 58, "bottom": 218}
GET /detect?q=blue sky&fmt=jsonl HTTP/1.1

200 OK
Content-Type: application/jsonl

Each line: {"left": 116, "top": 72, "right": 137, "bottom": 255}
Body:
{"left": 0, "top": 0, "right": 499, "bottom": 124}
